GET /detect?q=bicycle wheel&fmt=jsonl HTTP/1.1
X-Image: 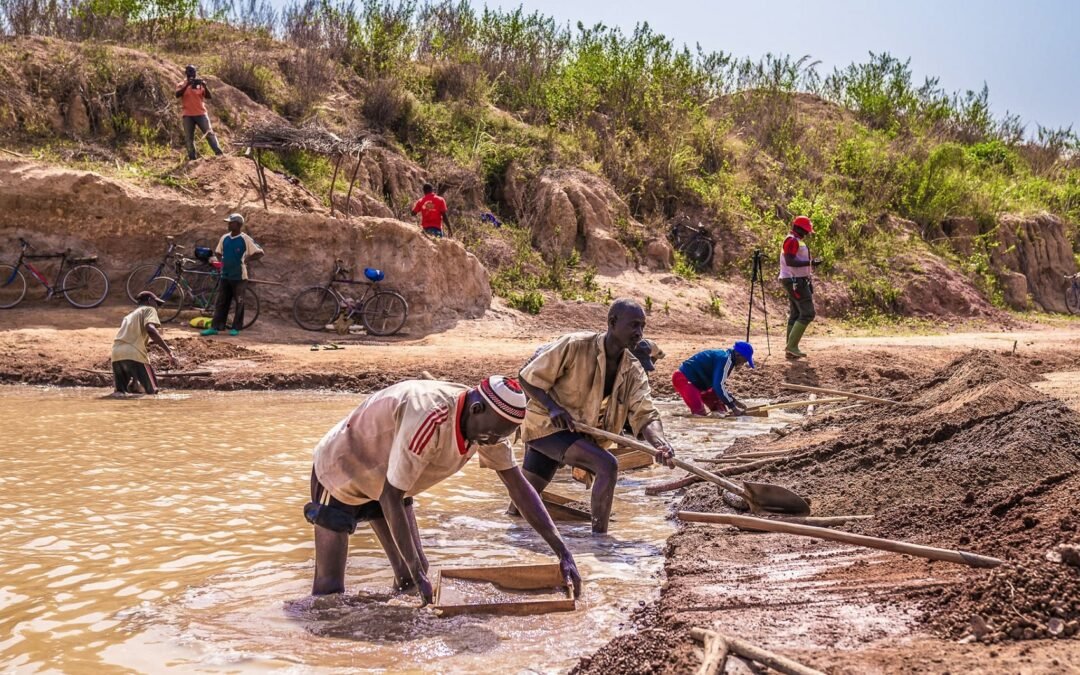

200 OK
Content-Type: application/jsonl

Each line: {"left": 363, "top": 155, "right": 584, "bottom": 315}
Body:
{"left": 62, "top": 265, "right": 109, "bottom": 308}
{"left": 125, "top": 263, "right": 164, "bottom": 303}
{"left": 230, "top": 285, "right": 260, "bottom": 329}
{"left": 293, "top": 286, "right": 340, "bottom": 331}
{"left": 0, "top": 264, "right": 27, "bottom": 309}
{"left": 145, "top": 276, "right": 185, "bottom": 323}
{"left": 682, "top": 237, "right": 714, "bottom": 271}
{"left": 1066, "top": 282, "right": 1080, "bottom": 315}
{"left": 361, "top": 290, "right": 408, "bottom": 336}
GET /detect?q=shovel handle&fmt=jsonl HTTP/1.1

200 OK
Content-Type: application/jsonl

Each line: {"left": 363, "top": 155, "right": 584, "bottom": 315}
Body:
{"left": 575, "top": 424, "right": 748, "bottom": 499}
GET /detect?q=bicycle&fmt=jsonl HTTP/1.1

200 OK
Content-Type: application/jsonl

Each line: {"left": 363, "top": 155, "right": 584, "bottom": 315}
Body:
{"left": 0, "top": 237, "right": 110, "bottom": 309}
{"left": 292, "top": 260, "right": 408, "bottom": 336}
{"left": 124, "top": 235, "right": 186, "bottom": 303}
{"left": 1066, "top": 273, "right": 1080, "bottom": 314}
{"left": 668, "top": 218, "right": 715, "bottom": 271}
{"left": 149, "top": 254, "right": 260, "bottom": 329}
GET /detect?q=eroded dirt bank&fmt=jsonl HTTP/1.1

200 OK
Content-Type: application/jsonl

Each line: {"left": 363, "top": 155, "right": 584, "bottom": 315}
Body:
{"left": 575, "top": 351, "right": 1080, "bottom": 674}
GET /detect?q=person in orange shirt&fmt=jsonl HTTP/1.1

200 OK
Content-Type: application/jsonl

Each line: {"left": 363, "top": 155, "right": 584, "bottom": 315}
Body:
{"left": 175, "top": 65, "right": 224, "bottom": 161}
{"left": 411, "top": 183, "right": 452, "bottom": 238}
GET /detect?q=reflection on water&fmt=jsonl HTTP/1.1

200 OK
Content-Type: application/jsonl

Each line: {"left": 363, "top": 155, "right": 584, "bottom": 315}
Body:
{"left": 0, "top": 386, "right": 783, "bottom": 673}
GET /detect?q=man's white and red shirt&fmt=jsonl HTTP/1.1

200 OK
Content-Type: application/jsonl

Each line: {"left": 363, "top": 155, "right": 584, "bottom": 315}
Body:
{"left": 313, "top": 380, "right": 516, "bottom": 505}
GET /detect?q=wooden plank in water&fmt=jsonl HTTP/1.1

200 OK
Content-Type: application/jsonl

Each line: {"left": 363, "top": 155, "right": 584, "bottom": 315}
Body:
{"left": 432, "top": 562, "right": 576, "bottom": 617}
{"left": 540, "top": 490, "right": 591, "bottom": 521}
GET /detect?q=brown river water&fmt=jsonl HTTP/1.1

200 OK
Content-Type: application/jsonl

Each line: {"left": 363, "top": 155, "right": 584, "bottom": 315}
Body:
{"left": 0, "top": 386, "right": 784, "bottom": 673}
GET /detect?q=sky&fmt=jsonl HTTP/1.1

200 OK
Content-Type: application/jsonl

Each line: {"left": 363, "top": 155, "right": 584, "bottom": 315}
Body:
{"left": 481, "top": 0, "right": 1079, "bottom": 131}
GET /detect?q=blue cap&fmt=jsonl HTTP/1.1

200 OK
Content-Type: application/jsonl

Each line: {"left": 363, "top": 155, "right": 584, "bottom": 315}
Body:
{"left": 733, "top": 341, "right": 755, "bottom": 369}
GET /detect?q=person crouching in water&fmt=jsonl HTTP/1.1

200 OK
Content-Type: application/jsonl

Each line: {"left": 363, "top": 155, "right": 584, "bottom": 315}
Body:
{"left": 672, "top": 342, "right": 755, "bottom": 417}
{"left": 306, "top": 375, "right": 581, "bottom": 604}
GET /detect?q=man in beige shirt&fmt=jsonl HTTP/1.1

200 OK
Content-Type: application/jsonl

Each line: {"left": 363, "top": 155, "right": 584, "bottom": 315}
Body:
{"left": 518, "top": 299, "right": 675, "bottom": 533}
{"left": 307, "top": 376, "right": 581, "bottom": 605}
{"left": 111, "top": 291, "right": 178, "bottom": 394}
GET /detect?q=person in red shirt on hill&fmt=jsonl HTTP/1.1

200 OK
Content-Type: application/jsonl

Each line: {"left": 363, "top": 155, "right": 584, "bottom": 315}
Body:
{"left": 175, "top": 65, "right": 224, "bottom": 161}
{"left": 411, "top": 183, "right": 452, "bottom": 238}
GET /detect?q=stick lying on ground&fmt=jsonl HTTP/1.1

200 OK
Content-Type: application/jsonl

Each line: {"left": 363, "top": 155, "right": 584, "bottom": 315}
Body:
{"left": 693, "top": 628, "right": 729, "bottom": 675}
{"left": 744, "top": 397, "right": 847, "bottom": 413}
{"left": 678, "top": 512, "right": 1003, "bottom": 568}
{"left": 690, "top": 628, "right": 826, "bottom": 675}
{"left": 780, "top": 382, "right": 904, "bottom": 406}
{"left": 82, "top": 369, "right": 212, "bottom": 377}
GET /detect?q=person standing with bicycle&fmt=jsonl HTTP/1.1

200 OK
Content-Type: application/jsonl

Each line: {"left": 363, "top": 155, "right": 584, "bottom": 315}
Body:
{"left": 202, "top": 214, "right": 264, "bottom": 337}
{"left": 112, "top": 291, "right": 179, "bottom": 395}
{"left": 780, "top": 215, "right": 821, "bottom": 359}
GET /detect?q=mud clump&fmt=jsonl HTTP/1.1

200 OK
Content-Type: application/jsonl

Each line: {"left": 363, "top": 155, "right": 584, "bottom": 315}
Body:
{"left": 570, "top": 628, "right": 695, "bottom": 675}
{"left": 927, "top": 548, "right": 1080, "bottom": 642}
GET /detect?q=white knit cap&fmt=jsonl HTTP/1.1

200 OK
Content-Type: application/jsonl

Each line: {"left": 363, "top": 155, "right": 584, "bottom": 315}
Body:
{"left": 478, "top": 375, "right": 527, "bottom": 423}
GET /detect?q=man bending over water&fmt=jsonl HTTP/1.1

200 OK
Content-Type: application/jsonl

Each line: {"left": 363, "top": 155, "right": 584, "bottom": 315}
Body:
{"left": 517, "top": 298, "right": 676, "bottom": 533}
{"left": 306, "top": 376, "right": 581, "bottom": 605}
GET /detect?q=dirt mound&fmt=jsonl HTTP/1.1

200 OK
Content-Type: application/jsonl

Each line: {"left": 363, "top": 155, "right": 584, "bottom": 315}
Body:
{"left": 93, "top": 337, "right": 262, "bottom": 372}
{"left": 0, "top": 159, "right": 493, "bottom": 334}
{"left": 0, "top": 36, "right": 281, "bottom": 149}
{"left": 522, "top": 168, "right": 643, "bottom": 272}
{"left": 176, "top": 157, "right": 327, "bottom": 214}
{"left": 943, "top": 213, "right": 1078, "bottom": 312}
{"left": 571, "top": 628, "right": 694, "bottom": 675}
{"left": 685, "top": 351, "right": 1080, "bottom": 554}
{"left": 926, "top": 548, "right": 1080, "bottom": 643}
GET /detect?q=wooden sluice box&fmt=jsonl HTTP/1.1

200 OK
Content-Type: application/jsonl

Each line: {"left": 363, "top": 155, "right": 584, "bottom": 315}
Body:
{"left": 432, "top": 562, "right": 577, "bottom": 617}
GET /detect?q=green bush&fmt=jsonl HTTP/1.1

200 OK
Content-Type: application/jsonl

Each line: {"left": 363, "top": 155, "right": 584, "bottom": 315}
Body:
{"left": 506, "top": 289, "right": 544, "bottom": 314}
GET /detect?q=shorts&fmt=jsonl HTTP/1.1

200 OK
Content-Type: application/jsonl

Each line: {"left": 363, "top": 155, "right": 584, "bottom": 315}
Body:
{"left": 522, "top": 430, "right": 588, "bottom": 482}
{"left": 423, "top": 227, "right": 444, "bottom": 238}
{"left": 306, "top": 467, "right": 413, "bottom": 533}
{"left": 112, "top": 359, "right": 158, "bottom": 394}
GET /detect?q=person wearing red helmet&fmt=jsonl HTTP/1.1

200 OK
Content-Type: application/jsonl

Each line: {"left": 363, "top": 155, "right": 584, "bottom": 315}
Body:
{"left": 779, "top": 215, "right": 821, "bottom": 359}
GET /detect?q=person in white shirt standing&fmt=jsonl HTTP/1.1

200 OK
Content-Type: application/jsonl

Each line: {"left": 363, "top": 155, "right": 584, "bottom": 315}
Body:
{"left": 111, "top": 291, "right": 178, "bottom": 394}
{"left": 306, "top": 375, "right": 581, "bottom": 605}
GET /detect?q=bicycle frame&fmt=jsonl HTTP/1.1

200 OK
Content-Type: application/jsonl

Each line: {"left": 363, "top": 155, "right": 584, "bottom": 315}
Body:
{"left": 14, "top": 247, "right": 70, "bottom": 295}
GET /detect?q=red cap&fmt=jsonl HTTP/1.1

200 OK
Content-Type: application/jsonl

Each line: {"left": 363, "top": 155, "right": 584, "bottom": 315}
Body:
{"left": 792, "top": 215, "right": 813, "bottom": 234}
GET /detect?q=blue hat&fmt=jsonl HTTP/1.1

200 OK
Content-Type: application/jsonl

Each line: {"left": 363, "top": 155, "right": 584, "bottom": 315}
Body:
{"left": 733, "top": 341, "right": 755, "bottom": 369}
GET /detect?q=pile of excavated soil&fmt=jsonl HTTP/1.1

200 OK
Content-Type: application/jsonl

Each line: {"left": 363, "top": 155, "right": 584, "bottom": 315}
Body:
{"left": 926, "top": 547, "right": 1080, "bottom": 642}
{"left": 175, "top": 158, "right": 328, "bottom": 214}
{"left": 570, "top": 628, "right": 696, "bottom": 675}
{"left": 682, "top": 351, "right": 1080, "bottom": 555}
{"left": 93, "top": 337, "right": 264, "bottom": 371}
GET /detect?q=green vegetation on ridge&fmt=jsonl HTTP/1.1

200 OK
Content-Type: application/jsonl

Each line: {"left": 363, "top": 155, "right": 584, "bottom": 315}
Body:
{"left": 1, "top": 0, "right": 1078, "bottom": 316}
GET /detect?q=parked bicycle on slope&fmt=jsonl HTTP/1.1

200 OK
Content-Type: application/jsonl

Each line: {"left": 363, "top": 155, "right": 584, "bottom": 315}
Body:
{"left": 124, "top": 235, "right": 186, "bottom": 303}
{"left": 0, "top": 238, "right": 109, "bottom": 309}
{"left": 292, "top": 260, "right": 408, "bottom": 336}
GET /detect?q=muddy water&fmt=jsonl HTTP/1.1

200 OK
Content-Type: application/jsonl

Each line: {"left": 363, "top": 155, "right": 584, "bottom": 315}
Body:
{"left": 0, "top": 386, "right": 781, "bottom": 673}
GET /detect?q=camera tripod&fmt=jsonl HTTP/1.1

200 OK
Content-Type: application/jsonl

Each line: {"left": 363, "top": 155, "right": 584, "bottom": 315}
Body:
{"left": 746, "top": 249, "right": 771, "bottom": 355}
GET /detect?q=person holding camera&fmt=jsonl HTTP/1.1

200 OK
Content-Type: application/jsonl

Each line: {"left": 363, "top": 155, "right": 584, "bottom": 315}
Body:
{"left": 780, "top": 215, "right": 821, "bottom": 359}
{"left": 175, "top": 64, "right": 224, "bottom": 161}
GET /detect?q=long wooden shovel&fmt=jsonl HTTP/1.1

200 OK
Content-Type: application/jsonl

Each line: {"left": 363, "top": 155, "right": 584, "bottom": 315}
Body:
{"left": 679, "top": 512, "right": 1003, "bottom": 568}
{"left": 576, "top": 424, "right": 811, "bottom": 516}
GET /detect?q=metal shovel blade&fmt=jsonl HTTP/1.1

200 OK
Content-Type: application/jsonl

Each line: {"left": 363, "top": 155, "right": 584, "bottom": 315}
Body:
{"left": 742, "top": 482, "right": 811, "bottom": 516}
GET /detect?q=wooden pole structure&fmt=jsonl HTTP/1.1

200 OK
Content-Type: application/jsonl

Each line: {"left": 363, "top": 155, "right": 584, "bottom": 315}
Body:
{"left": 253, "top": 149, "right": 269, "bottom": 210}
{"left": 781, "top": 382, "right": 904, "bottom": 406}
{"left": 343, "top": 153, "right": 362, "bottom": 219}
{"left": 690, "top": 628, "right": 825, "bottom": 675}
{"left": 677, "top": 512, "right": 1004, "bottom": 568}
{"left": 328, "top": 153, "right": 343, "bottom": 215}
